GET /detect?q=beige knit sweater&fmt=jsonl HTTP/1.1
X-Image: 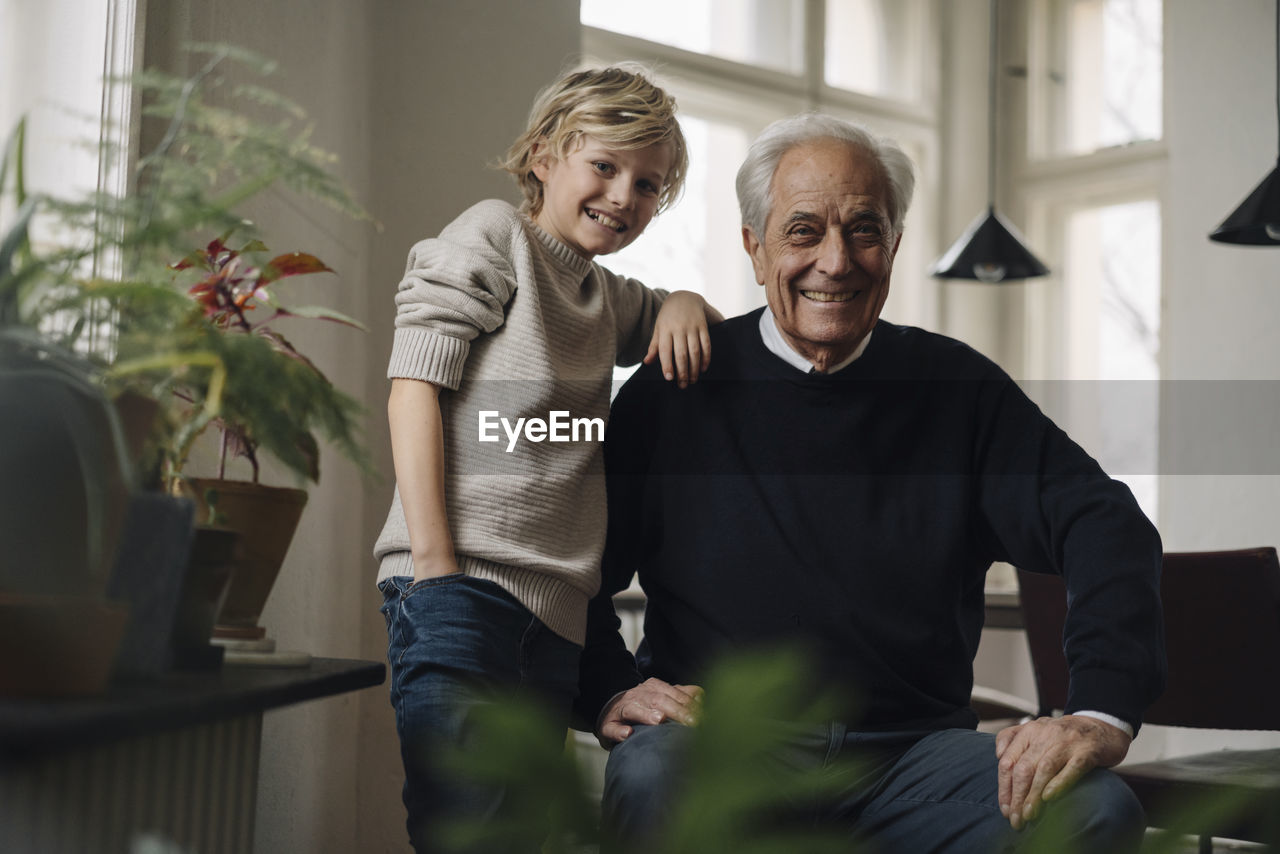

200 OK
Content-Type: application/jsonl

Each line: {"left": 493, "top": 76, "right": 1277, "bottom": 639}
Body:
{"left": 372, "top": 199, "right": 667, "bottom": 644}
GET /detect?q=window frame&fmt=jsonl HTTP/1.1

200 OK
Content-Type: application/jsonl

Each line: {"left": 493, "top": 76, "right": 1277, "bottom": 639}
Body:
{"left": 580, "top": 0, "right": 944, "bottom": 332}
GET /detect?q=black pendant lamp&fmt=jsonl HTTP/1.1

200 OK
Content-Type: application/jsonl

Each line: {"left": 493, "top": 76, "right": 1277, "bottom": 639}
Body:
{"left": 933, "top": 0, "right": 1049, "bottom": 282}
{"left": 1209, "top": 1, "right": 1280, "bottom": 245}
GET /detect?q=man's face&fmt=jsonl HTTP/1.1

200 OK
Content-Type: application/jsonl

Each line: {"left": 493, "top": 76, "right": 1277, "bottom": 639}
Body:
{"left": 742, "top": 139, "right": 901, "bottom": 372}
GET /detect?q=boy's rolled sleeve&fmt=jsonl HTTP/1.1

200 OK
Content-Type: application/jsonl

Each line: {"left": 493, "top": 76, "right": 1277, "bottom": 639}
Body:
{"left": 389, "top": 200, "right": 522, "bottom": 389}
{"left": 387, "top": 328, "right": 471, "bottom": 390}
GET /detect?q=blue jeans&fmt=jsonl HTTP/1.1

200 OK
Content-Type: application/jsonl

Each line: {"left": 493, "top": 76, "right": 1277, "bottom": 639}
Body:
{"left": 380, "top": 574, "right": 581, "bottom": 854}
{"left": 602, "top": 722, "right": 1144, "bottom": 854}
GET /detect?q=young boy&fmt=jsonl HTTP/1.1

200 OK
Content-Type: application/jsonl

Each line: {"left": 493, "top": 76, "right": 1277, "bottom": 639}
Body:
{"left": 373, "top": 66, "right": 720, "bottom": 852}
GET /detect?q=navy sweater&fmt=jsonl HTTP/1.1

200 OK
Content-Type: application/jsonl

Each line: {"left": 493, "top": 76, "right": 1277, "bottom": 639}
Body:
{"left": 576, "top": 310, "right": 1165, "bottom": 733}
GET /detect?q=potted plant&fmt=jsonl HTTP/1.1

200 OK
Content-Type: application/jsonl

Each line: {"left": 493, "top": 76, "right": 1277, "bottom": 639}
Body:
{"left": 152, "top": 234, "right": 367, "bottom": 650}
{"left": 94, "top": 45, "right": 372, "bottom": 659}
{"left": 1, "top": 44, "right": 371, "bottom": 674}
{"left": 0, "top": 123, "right": 135, "bottom": 696}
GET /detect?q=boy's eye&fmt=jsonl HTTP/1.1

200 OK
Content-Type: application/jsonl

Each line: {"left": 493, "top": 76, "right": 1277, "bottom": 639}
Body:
{"left": 592, "top": 161, "right": 614, "bottom": 175}
{"left": 637, "top": 180, "right": 659, "bottom": 195}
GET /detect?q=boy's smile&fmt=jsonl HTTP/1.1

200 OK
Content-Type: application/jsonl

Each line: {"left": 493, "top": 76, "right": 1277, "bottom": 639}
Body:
{"left": 532, "top": 135, "right": 673, "bottom": 260}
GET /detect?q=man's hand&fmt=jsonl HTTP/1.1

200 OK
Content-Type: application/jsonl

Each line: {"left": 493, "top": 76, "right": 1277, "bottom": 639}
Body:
{"left": 596, "top": 678, "right": 704, "bottom": 747}
{"left": 995, "top": 714, "right": 1132, "bottom": 830}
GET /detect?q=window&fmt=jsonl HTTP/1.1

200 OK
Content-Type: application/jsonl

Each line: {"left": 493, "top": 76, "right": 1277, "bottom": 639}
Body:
{"left": 1053, "top": 199, "right": 1161, "bottom": 517}
{"left": 824, "top": 0, "right": 929, "bottom": 102}
{"left": 1031, "top": 0, "right": 1162, "bottom": 157}
{"left": 581, "top": 0, "right": 805, "bottom": 74}
{"left": 581, "top": 1, "right": 940, "bottom": 382}
{"left": 1018, "top": 0, "right": 1165, "bottom": 520}
{"left": 0, "top": 0, "right": 139, "bottom": 352}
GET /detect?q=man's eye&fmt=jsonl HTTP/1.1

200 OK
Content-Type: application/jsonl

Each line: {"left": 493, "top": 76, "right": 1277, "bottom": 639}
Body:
{"left": 788, "top": 226, "right": 816, "bottom": 238}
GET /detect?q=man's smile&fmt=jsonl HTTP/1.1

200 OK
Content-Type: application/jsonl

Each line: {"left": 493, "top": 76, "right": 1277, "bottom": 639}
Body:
{"left": 586, "top": 208, "right": 627, "bottom": 232}
{"left": 800, "top": 289, "right": 859, "bottom": 303}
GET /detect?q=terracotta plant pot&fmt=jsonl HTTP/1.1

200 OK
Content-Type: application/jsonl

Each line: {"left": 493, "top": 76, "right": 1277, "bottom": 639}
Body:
{"left": 0, "top": 593, "right": 130, "bottom": 698}
{"left": 185, "top": 478, "right": 307, "bottom": 639}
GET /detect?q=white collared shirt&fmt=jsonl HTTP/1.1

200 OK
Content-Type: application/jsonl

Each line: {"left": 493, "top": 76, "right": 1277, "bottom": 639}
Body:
{"left": 758, "top": 306, "right": 872, "bottom": 374}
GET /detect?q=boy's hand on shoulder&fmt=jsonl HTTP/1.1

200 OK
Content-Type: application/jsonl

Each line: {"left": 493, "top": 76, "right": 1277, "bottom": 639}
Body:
{"left": 646, "top": 291, "right": 724, "bottom": 388}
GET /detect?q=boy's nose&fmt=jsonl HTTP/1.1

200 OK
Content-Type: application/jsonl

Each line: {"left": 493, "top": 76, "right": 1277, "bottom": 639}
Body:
{"left": 607, "top": 183, "right": 636, "bottom": 210}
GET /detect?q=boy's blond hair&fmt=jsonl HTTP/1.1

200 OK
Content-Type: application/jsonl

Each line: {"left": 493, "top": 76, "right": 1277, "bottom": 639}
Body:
{"left": 502, "top": 65, "right": 689, "bottom": 218}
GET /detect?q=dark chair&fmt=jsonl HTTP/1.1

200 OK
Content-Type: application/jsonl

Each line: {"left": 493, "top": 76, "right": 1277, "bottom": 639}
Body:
{"left": 1017, "top": 548, "right": 1280, "bottom": 852}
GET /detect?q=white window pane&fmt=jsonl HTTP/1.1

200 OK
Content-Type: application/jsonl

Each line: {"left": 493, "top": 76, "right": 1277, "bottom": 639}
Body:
{"left": 1, "top": 0, "right": 109, "bottom": 212}
{"left": 1065, "top": 200, "right": 1160, "bottom": 381}
{"left": 1047, "top": 0, "right": 1162, "bottom": 155}
{"left": 1062, "top": 199, "right": 1161, "bottom": 519}
{"left": 824, "top": 0, "right": 925, "bottom": 101}
{"left": 581, "top": 0, "right": 805, "bottom": 74}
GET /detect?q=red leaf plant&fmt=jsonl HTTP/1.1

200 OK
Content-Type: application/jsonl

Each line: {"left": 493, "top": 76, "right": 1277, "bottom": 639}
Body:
{"left": 171, "top": 236, "right": 364, "bottom": 483}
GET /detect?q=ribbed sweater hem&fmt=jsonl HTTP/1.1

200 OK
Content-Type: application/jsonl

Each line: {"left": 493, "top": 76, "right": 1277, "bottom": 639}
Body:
{"left": 377, "top": 550, "right": 588, "bottom": 646}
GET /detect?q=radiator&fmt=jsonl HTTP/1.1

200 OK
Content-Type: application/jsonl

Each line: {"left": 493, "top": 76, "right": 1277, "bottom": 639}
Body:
{"left": 0, "top": 714, "right": 261, "bottom": 854}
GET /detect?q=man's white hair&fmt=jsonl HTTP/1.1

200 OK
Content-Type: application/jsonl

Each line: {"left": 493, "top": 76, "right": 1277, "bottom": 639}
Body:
{"left": 735, "top": 113, "right": 916, "bottom": 239}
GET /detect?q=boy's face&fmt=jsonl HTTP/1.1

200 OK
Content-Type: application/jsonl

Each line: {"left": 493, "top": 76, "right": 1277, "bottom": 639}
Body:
{"left": 532, "top": 135, "right": 672, "bottom": 260}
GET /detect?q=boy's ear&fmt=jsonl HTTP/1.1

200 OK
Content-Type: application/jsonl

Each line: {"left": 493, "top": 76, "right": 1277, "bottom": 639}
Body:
{"left": 530, "top": 139, "right": 552, "bottom": 182}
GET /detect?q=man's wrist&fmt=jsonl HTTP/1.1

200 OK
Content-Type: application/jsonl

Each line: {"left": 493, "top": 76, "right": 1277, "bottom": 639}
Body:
{"left": 595, "top": 689, "right": 629, "bottom": 736}
{"left": 1071, "top": 709, "right": 1134, "bottom": 739}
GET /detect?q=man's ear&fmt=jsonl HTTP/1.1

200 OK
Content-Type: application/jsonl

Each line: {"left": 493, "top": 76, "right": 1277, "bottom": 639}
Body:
{"left": 742, "top": 225, "right": 766, "bottom": 285}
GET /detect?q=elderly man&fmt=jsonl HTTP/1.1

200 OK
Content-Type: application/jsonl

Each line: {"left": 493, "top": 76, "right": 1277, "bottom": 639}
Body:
{"left": 574, "top": 114, "right": 1166, "bottom": 853}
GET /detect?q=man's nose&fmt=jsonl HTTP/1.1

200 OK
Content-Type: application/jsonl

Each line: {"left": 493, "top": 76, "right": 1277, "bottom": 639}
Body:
{"left": 815, "top": 231, "right": 853, "bottom": 277}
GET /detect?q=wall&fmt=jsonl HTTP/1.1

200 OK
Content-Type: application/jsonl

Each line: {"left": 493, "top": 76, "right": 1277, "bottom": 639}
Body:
{"left": 141, "top": 2, "right": 376, "bottom": 851}
{"left": 359, "top": 3, "right": 580, "bottom": 851}
{"left": 141, "top": 1, "right": 579, "bottom": 851}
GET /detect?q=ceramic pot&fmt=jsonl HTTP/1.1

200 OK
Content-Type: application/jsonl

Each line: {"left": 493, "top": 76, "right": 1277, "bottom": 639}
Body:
{"left": 185, "top": 478, "right": 307, "bottom": 639}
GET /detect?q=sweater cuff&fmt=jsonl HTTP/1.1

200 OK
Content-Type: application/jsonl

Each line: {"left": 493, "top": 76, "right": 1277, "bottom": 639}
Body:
{"left": 388, "top": 328, "right": 470, "bottom": 390}
{"left": 1065, "top": 666, "right": 1148, "bottom": 734}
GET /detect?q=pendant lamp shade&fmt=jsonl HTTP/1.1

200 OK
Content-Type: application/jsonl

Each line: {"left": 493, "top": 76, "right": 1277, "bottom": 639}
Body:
{"left": 932, "top": 207, "right": 1050, "bottom": 282}
{"left": 1210, "top": 162, "right": 1280, "bottom": 244}
{"left": 1209, "top": 4, "right": 1280, "bottom": 245}
{"left": 933, "top": 0, "right": 1049, "bottom": 282}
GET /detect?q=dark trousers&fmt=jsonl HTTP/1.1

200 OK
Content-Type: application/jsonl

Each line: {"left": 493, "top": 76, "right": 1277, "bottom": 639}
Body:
{"left": 381, "top": 574, "right": 581, "bottom": 854}
{"left": 602, "top": 721, "right": 1145, "bottom": 854}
